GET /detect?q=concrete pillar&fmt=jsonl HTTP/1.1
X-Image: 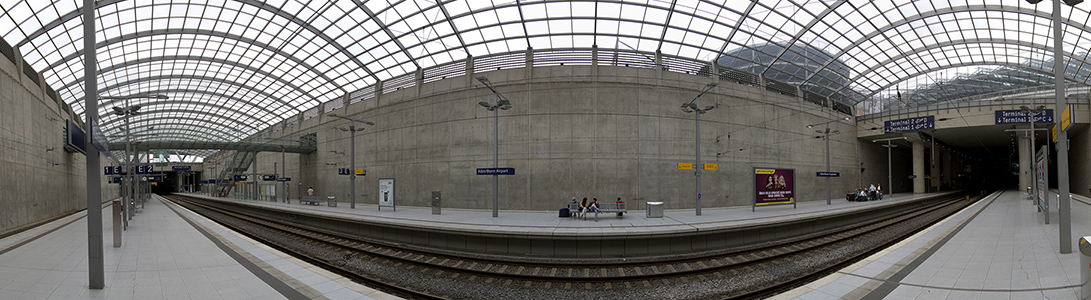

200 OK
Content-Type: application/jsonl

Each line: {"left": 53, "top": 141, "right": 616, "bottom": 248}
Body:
{"left": 913, "top": 140, "right": 925, "bottom": 193}
{"left": 591, "top": 45, "right": 598, "bottom": 79}
{"left": 655, "top": 50, "right": 663, "bottom": 85}
{"left": 1018, "top": 133, "right": 1031, "bottom": 196}
{"left": 415, "top": 68, "right": 423, "bottom": 98}
{"left": 466, "top": 55, "right": 475, "bottom": 87}
{"left": 526, "top": 47, "right": 533, "bottom": 80}
{"left": 930, "top": 145, "right": 940, "bottom": 191}
{"left": 374, "top": 80, "right": 384, "bottom": 105}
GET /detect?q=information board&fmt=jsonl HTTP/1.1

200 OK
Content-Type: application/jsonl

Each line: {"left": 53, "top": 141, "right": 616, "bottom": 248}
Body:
{"left": 884, "top": 116, "right": 934, "bottom": 133}
{"left": 753, "top": 168, "right": 796, "bottom": 211}
{"left": 379, "top": 178, "right": 395, "bottom": 210}
{"left": 995, "top": 109, "right": 1053, "bottom": 124}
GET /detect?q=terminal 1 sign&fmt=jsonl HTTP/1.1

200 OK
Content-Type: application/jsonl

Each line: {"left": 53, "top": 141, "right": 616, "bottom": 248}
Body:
{"left": 884, "top": 116, "right": 934, "bottom": 133}
{"left": 994, "top": 109, "right": 1053, "bottom": 124}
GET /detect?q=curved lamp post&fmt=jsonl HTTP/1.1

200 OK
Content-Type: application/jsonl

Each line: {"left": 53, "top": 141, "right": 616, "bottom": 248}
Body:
{"left": 327, "top": 113, "right": 374, "bottom": 209}
{"left": 681, "top": 82, "right": 718, "bottom": 215}
{"left": 476, "top": 76, "right": 512, "bottom": 218}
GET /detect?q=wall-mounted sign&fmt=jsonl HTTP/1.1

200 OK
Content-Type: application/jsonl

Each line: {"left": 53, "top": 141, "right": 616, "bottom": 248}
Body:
{"left": 884, "top": 116, "right": 934, "bottom": 133}
{"left": 135, "top": 165, "right": 154, "bottom": 174}
{"left": 995, "top": 109, "right": 1053, "bottom": 124}
{"left": 276, "top": 177, "right": 291, "bottom": 182}
{"left": 476, "top": 168, "right": 515, "bottom": 175}
{"left": 261, "top": 175, "right": 277, "bottom": 181}
{"left": 704, "top": 163, "right": 718, "bottom": 170}
{"left": 1061, "top": 105, "right": 1073, "bottom": 132}
{"left": 233, "top": 175, "right": 248, "bottom": 181}
{"left": 172, "top": 166, "right": 191, "bottom": 171}
{"left": 678, "top": 163, "right": 693, "bottom": 170}
{"left": 338, "top": 168, "right": 351, "bottom": 175}
{"left": 104, "top": 166, "right": 122, "bottom": 175}
{"left": 816, "top": 171, "right": 840, "bottom": 177}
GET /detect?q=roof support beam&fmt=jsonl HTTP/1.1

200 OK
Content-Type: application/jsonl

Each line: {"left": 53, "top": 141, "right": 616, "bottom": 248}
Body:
{"left": 656, "top": 0, "right": 678, "bottom": 51}
{"left": 87, "top": 75, "right": 289, "bottom": 118}
{"left": 714, "top": 1, "right": 758, "bottom": 63}
{"left": 759, "top": 0, "right": 846, "bottom": 77}
{"left": 435, "top": 0, "right": 469, "bottom": 53}
{"left": 353, "top": 0, "right": 421, "bottom": 69}
{"left": 63, "top": 55, "right": 319, "bottom": 104}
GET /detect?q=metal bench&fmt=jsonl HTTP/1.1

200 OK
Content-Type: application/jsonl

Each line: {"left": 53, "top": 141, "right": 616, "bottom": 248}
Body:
{"left": 300, "top": 195, "right": 324, "bottom": 205}
{"left": 568, "top": 202, "right": 581, "bottom": 218}
{"left": 598, "top": 202, "right": 627, "bottom": 217}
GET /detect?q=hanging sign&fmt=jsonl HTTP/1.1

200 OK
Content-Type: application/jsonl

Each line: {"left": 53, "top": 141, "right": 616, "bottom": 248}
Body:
{"left": 994, "top": 109, "right": 1053, "bottom": 124}
{"left": 884, "top": 116, "right": 934, "bottom": 133}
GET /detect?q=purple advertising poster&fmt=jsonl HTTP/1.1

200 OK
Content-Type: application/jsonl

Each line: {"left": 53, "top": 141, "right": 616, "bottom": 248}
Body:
{"left": 754, "top": 168, "right": 796, "bottom": 208}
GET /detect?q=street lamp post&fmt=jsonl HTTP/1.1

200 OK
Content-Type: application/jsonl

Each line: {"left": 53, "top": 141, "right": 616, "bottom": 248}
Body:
{"left": 328, "top": 113, "right": 374, "bottom": 209}
{"left": 476, "top": 76, "right": 513, "bottom": 218}
{"left": 807, "top": 117, "right": 851, "bottom": 205}
{"left": 1028, "top": 0, "right": 1077, "bottom": 254}
{"left": 681, "top": 82, "right": 718, "bottom": 215}
{"left": 106, "top": 94, "right": 167, "bottom": 226}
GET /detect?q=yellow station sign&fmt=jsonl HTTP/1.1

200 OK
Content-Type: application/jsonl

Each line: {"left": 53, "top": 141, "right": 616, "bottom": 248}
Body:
{"left": 704, "top": 163, "right": 718, "bottom": 170}
{"left": 678, "top": 163, "right": 693, "bottom": 170}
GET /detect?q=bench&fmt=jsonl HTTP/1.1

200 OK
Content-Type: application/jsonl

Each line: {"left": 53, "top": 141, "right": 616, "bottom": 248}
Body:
{"left": 300, "top": 195, "right": 324, "bottom": 205}
{"left": 598, "top": 202, "right": 627, "bottom": 217}
{"left": 568, "top": 202, "right": 581, "bottom": 218}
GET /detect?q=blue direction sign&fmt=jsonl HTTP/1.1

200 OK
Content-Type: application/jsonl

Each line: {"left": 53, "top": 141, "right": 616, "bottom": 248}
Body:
{"left": 207, "top": 179, "right": 218, "bottom": 184}
{"left": 261, "top": 175, "right": 277, "bottom": 181}
{"left": 477, "top": 168, "right": 515, "bottom": 175}
{"left": 995, "top": 109, "right": 1053, "bottom": 124}
{"left": 276, "top": 177, "right": 291, "bottom": 182}
{"left": 104, "top": 166, "right": 122, "bottom": 175}
{"left": 146, "top": 175, "right": 162, "bottom": 182}
{"left": 884, "top": 116, "right": 934, "bottom": 133}
{"left": 172, "top": 165, "right": 191, "bottom": 171}
{"left": 338, "top": 168, "right": 351, "bottom": 175}
{"left": 233, "top": 175, "right": 248, "bottom": 181}
{"left": 200, "top": 180, "right": 208, "bottom": 184}
{"left": 135, "top": 165, "right": 154, "bottom": 174}
{"left": 816, "top": 171, "right": 840, "bottom": 177}
{"left": 111, "top": 177, "right": 122, "bottom": 184}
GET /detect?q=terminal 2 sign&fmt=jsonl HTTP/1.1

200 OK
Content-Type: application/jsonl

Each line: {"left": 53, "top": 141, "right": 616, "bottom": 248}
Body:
{"left": 994, "top": 109, "right": 1053, "bottom": 124}
{"left": 884, "top": 116, "right": 934, "bottom": 133}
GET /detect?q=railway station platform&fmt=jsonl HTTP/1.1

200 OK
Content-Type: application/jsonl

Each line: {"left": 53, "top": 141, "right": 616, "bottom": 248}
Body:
{"left": 0, "top": 195, "right": 396, "bottom": 300}
{"left": 779, "top": 189, "right": 1088, "bottom": 299}
{"left": 177, "top": 191, "right": 953, "bottom": 234}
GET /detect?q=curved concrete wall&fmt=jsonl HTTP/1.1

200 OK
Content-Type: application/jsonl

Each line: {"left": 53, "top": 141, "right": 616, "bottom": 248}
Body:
{"left": 0, "top": 44, "right": 120, "bottom": 234}
{"left": 256, "top": 65, "right": 867, "bottom": 211}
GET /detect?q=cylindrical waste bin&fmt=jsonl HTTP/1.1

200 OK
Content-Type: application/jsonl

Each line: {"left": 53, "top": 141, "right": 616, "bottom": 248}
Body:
{"left": 646, "top": 202, "right": 664, "bottom": 218}
{"left": 432, "top": 191, "right": 441, "bottom": 215}
{"left": 327, "top": 196, "right": 337, "bottom": 207}
{"left": 1081, "top": 236, "right": 1091, "bottom": 299}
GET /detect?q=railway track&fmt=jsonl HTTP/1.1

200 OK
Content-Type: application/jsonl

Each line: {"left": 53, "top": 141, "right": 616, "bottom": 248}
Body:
{"left": 163, "top": 193, "right": 981, "bottom": 299}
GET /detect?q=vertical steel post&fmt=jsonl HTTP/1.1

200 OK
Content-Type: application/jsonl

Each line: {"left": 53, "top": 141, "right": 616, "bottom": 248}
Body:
{"left": 493, "top": 93, "right": 499, "bottom": 218}
{"left": 1030, "top": 111, "right": 1037, "bottom": 206}
{"left": 825, "top": 124, "right": 831, "bottom": 205}
{"left": 695, "top": 95, "right": 702, "bottom": 215}
{"left": 887, "top": 140, "right": 893, "bottom": 198}
{"left": 350, "top": 121, "right": 356, "bottom": 209}
{"left": 1052, "top": 0, "right": 1072, "bottom": 254}
{"left": 282, "top": 147, "right": 287, "bottom": 203}
{"left": 83, "top": 0, "right": 105, "bottom": 288}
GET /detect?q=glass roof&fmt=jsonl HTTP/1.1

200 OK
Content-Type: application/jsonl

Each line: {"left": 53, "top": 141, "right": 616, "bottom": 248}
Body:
{"left": 3, "top": 0, "right": 1091, "bottom": 156}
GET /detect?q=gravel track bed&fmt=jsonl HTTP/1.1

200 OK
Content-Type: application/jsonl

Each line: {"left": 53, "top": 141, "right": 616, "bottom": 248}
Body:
{"left": 169, "top": 195, "right": 971, "bottom": 299}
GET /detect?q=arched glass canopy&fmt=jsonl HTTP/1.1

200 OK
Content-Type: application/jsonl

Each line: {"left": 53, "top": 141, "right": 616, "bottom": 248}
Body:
{"left": 3, "top": 0, "right": 1091, "bottom": 157}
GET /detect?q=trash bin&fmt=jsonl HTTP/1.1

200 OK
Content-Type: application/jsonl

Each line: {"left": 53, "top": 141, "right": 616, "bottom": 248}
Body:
{"left": 432, "top": 191, "right": 441, "bottom": 215}
{"left": 646, "top": 202, "right": 664, "bottom": 218}
{"left": 327, "top": 196, "right": 337, "bottom": 207}
{"left": 1081, "top": 236, "right": 1091, "bottom": 299}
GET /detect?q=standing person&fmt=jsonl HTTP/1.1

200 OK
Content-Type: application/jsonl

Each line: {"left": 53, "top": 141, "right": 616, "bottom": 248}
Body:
{"left": 876, "top": 184, "right": 883, "bottom": 200}
{"left": 589, "top": 198, "right": 602, "bottom": 222}
{"left": 868, "top": 184, "right": 876, "bottom": 201}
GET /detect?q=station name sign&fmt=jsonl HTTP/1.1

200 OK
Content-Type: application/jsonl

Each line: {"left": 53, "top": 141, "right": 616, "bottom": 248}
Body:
{"left": 884, "top": 116, "right": 934, "bottom": 133}
{"left": 477, "top": 168, "right": 515, "bottom": 175}
{"left": 995, "top": 109, "right": 1053, "bottom": 125}
{"left": 816, "top": 171, "right": 840, "bottom": 177}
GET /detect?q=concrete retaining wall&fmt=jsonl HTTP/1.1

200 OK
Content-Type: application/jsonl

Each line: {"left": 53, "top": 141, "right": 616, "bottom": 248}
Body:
{"left": 0, "top": 45, "right": 120, "bottom": 234}
{"left": 252, "top": 65, "right": 866, "bottom": 210}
